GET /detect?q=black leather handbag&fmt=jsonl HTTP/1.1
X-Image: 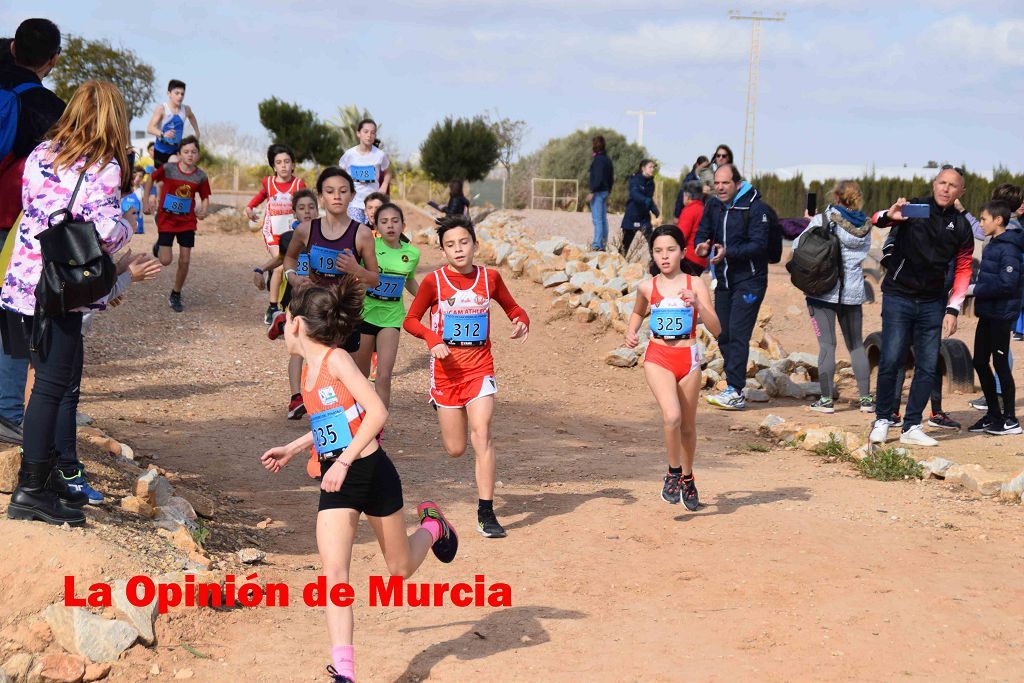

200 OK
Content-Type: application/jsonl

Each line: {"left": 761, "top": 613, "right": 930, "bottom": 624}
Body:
{"left": 30, "top": 171, "right": 117, "bottom": 353}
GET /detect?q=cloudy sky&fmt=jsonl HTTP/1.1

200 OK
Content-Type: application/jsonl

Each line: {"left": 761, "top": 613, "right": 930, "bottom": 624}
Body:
{"left": 6, "top": 1, "right": 1022, "bottom": 175}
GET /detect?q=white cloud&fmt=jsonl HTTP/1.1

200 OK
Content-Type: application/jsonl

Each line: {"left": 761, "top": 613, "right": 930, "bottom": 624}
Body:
{"left": 923, "top": 16, "right": 1024, "bottom": 67}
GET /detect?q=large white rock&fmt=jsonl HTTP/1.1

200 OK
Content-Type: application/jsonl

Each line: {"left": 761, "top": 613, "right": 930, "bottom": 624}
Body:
{"left": 44, "top": 605, "right": 139, "bottom": 663}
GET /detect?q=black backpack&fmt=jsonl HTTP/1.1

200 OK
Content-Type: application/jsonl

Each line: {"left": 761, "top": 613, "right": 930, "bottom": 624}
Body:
{"left": 786, "top": 212, "right": 843, "bottom": 296}
{"left": 32, "top": 172, "right": 117, "bottom": 348}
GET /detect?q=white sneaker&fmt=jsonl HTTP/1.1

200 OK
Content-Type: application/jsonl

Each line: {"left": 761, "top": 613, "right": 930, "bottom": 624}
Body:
{"left": 869, "top": 419, "right": 889, "bottom": 444}
{"left": 899, "top": 425, "right": 938, "bottom": 447}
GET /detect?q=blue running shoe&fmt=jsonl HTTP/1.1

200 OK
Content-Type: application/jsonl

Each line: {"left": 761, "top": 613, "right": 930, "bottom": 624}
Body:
{"left": 64, "top": 468, "right": 104, "bottom": 505}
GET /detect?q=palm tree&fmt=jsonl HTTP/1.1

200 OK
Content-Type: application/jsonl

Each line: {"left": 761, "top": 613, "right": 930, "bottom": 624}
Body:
{"left": 329, "top": 105, "right": 377, "bottom": 151}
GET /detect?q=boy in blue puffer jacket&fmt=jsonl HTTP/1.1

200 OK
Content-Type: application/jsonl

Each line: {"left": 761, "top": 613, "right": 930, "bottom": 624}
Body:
{"left": 968, "top": 200, "right": 1024, "bottom": 435}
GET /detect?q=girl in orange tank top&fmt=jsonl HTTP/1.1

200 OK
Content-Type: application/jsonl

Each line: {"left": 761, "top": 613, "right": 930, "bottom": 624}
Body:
{"left": 259, "top": 280, "right": 458, "bottom": 683}
{"left": 624, "top": 225, "right": 722, "bottom": 512}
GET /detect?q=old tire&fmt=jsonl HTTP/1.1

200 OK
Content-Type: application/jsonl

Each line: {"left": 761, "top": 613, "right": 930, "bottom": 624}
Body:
{"left": 940, "top": 338, "right": 974, "bottom": 393}
{"left": 863, "top": 278, "right": 875, "bottom": 304}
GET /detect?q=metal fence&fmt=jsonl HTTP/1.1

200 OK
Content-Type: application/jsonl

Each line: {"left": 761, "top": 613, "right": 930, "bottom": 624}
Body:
{"left": 530, "top": 178, "right": 579, "bottom": 212}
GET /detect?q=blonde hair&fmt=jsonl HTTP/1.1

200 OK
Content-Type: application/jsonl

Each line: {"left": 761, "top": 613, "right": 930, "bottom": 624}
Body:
{"left": 832, "top": 180, "right": 863, "bottom": 211}
{"left": 45, "top": 80, "right": 131, "bottom": 193}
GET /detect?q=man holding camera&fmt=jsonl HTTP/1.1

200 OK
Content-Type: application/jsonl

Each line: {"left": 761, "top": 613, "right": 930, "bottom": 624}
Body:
{"left": 869, "top": 167, "right": 973, "bottom": 446}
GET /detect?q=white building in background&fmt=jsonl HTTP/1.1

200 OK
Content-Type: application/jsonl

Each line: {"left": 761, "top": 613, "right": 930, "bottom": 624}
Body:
{"left": 766, "top": 164, "right": 995, "bottom": 183}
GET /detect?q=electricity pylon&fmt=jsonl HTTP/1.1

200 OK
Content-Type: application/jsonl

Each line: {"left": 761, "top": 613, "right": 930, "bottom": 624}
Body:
{"left": 729, "top": 10, "right": 785, "bottom": 179}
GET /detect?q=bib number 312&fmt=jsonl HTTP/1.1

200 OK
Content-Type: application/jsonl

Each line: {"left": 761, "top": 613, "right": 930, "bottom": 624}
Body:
{"left": 443, "top": 313, "right": 488, "bottom": 346}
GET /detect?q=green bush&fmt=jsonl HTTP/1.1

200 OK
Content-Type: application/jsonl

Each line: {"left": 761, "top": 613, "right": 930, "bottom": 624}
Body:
{"left": 856, "top": 447, "right": 924, "bottom": 481}
{"left": 420, "top": 116, "right": 500, "bottom": 184}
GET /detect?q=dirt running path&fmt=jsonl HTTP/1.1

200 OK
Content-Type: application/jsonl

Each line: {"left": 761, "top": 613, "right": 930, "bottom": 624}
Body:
{"left": 78, "top": 213, "right": 1024, "bottom": 682}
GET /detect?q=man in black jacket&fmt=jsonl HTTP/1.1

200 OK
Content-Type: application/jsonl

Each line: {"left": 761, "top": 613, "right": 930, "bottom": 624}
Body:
{"left": 0, "top": 18, "right": 65, "bottom": 445}
{"left": 869, "top": 167, "right": 973, "bottom": 447}
{"left": 586, "top": 136, "right": 613, "bottom": 251}
{"left": 694, "top": 164, "right": 771, "bottom": 410}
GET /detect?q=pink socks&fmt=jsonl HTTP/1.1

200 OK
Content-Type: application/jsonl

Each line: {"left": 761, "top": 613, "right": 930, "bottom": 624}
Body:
{"left": 331, "top": 645, "right": 355, "bottom": 681}
{"left": 420, "top": 517, "right": 443, "bottom": 543}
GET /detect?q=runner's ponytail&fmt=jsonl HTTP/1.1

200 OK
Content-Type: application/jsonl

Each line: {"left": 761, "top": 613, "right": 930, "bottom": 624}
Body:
{"left": 288, "top": 277, "right": 364, "bottom": 347}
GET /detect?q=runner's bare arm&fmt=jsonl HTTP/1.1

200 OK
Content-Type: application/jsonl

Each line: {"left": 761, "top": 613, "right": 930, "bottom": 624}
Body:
{"left": 146, "top": 104, "right": 164, "bottom": 137}
{"left": 185, "top": 105, "right": 200, "bottom": 140}
{"left": 624, "top": 280, "right": 652, "bottom": 348}
{"left": 380, "top": 167, "right": 392, "bottom": 195}
{"left": 336, "top": 227, "right": 380, "bottom": 288}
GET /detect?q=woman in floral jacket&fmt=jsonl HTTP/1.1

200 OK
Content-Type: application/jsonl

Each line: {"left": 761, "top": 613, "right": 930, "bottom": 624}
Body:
{"left": 3, "top": 80, "right": 135, "bottom": 526}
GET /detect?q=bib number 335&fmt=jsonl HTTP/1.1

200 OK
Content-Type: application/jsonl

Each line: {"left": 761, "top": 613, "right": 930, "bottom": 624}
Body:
{"left": 309, "top": 407, "right": 353, "bottom": 457}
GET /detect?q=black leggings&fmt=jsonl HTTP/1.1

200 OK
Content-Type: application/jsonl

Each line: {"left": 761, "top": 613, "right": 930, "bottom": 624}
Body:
{"left": 23, "top": 313, "right": 84, "bottom": 470}
{"left": 973, "top": 317, "right": 1015, "bottom": 421}
{"left": 620, "top": 227, "right": 651, "bottom": 256}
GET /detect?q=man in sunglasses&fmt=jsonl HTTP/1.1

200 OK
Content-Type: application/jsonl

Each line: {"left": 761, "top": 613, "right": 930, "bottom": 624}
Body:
{"left": 868, "top": 166, "right": 974, "bottom": 447}
{"left": 0, "top": 18, "right": 66, "bottom": 445}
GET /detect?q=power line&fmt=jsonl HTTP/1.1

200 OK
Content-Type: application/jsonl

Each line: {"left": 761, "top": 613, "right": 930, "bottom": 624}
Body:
{"left": 729, "top": 10, "right": 785, "bottom": 179}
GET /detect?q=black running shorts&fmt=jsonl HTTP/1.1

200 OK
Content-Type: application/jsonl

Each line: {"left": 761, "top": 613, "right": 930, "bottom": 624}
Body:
{"left": 318, "top": 447, "right": 403, "bottom": 517}
{"left": 157, "top": 230, "right": 195, "bottom": 248}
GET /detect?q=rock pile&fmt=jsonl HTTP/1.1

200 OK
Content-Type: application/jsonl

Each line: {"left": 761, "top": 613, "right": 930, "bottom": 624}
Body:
{"left": 757, "top": 415, "right": 1024, "bottom": 503}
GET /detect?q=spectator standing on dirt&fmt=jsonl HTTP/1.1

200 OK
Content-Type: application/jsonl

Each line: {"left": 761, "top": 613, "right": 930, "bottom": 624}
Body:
{"left": 675, "top": 180, "right": 707, "bottom": 275}
{"left": 586, "top": 135, "right": 614, "bottom": 251}
{"left": 0, "top": 18, "right": 66, "bottom": 445}
{"left": 868, "top": 166, "right": 973, "bottom": 447}
{"left": 620, "top": 159, "right": 658, "bottom": 256}
{"left": 966, "top": 200, "right": 1024, "bottom": 436}
{"left": 792, "top": 181, "right": 873, "bottom": 415}
{"left": 694, "top": 164, "right": 771, "bottom": 411}
{"left": 3, "top": 81, "right": 136, "bottom": 526}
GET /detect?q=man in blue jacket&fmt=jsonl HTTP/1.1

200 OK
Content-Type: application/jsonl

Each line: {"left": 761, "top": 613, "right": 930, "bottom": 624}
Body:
{"left": 694, "top": 164, "right": 770, "bottom": 410}
{"left": 586, "top": 136, "right": 614, "bottom": 251}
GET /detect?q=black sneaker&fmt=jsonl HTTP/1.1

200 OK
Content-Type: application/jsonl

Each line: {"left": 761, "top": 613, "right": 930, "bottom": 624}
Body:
{"left": 968, "top": 415, "right": 998, "bottom": 433}
{"left": 1014, "top": 332, "right": 1024, "bottom": 342}
{"left": 264, "top": 304, "right": 279, "bottom": 326}
{"left": 661, "top": 472, "right": 681, "bottom": 504}
{"left": 985, "top": 418, "right": 1023, "bottom": 436}
{"left": 417, "top": 501, "right": 458, "bottom": 563}
{"left": 681, "top": 476, "right": 700, "bottom": 511}
{"left": 168, "top": 291, "right": 183, "bottom": 313}
{"left": 477, "top": 508, "right": 507, "bottom": 538}
{"left": 326, "top": 665, "right": 353, "bottom": 683}
{"left": 927, "top": 411, "right": 961, "bottom": 430}
{"left": 48, "top": 468, "right": 89, "bottom": 508}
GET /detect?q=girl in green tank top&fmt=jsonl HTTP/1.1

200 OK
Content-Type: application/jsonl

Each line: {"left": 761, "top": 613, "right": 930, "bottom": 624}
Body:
{"left": 352, "top": 203, "right": 420, "bottom": 408}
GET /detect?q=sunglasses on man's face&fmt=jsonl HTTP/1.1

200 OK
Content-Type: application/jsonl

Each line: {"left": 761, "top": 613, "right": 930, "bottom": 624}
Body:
{"left": 715, "top": 153, "right": 728, "bottom": 159}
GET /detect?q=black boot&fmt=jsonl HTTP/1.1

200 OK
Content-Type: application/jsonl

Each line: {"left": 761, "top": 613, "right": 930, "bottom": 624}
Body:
{"left": 49, "top": 462, "right": 89, "bottom": 509}
{"left": 7, "top": 456, "right": 86, "bottom": 526}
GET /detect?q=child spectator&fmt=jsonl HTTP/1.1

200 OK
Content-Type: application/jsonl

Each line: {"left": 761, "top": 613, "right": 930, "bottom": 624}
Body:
{"left": 968, "top": 200, "right": 1024, "bottom": 435}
